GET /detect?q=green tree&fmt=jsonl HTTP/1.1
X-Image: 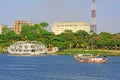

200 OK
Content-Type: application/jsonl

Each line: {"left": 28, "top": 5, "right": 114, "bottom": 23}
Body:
{"left": 75, "top": 30, "right": 90, "bottom": 49}
{"left": 89, "top": 33, "right": 99, "bottom": 49}
{"left": 98, "top": 32, "right": 112, "bottom": 49}
{"left": 20, "top": 24, "right": 52, "bottom": 45}
{"left": 40, "top": 22, "right": 49, "bottom": 28}
{"left": 50, "top": 30, "right": 77, "bottom": 50}
{"left": 110, "top": 33, "right": 120, "bottom": 50}
{"left": 0, "top": 27, "right": 20, "bottom": 50}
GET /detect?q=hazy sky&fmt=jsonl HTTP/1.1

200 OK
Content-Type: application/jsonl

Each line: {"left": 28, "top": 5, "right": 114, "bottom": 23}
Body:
{"left": 0, "top": 0, "right": 120, "bottom": 33}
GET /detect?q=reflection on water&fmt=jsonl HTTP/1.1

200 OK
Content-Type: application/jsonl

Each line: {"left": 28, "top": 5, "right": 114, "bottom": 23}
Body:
{"left": 0, "top": 54, "right": 120, "bottom": 80}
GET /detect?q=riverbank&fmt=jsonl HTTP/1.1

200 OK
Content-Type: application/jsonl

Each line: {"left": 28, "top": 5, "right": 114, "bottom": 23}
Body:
{"left": 0, "top": 49, "right": 8, "bottom": 54}
{"left": 56, "top": 49, "right": 120, "bottom": 56}
{"left": 1, "top": 49, "right": 120, "bottom": 56}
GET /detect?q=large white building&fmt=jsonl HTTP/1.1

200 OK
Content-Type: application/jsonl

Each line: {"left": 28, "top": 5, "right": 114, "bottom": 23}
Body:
{"left": 51, "top": 22, "right": 90, "bottom": 35}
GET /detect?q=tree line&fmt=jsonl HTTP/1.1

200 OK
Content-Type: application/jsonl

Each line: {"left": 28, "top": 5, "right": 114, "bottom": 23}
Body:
{"left": 0, "top": 22, "right": 120, "bottom": 52}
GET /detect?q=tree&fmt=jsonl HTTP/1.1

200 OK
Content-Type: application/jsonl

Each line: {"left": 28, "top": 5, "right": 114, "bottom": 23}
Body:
{"left": 89, "top": 33, "right": 99, "bottom": 49}
{"left": 20, "top": 24, "right": 42, "bottom": 41}
{"left": 98, "top": 32, "right": 112, "bottom": 49}
{"left": 0, "top": 27, "right": 20, "bottom": 49}
{"left": 75, "top": 30, "right": 90, "bottom": 49}
{"left": 20, "top": 24, "right": 52, "bottom": 46}
{"left": 111, "top": 33, "right": 120, "bottom": 50}
{"left": 40, "top": 22, "right": 49, "bottom": 28}
{"left": 50, "top": 30, "right": 76, "bottom": 50}
{"left": 2, "top": 27, "right": 10, "bottom": 35}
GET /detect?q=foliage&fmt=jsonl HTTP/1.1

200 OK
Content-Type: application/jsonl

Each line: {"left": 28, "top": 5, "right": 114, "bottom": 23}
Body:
{"left": 0, "top": 23, "right": 120, "bottom": 53}
{"left": 57, "top": 49, "right": 120, "bottom": 56}
{"left": 40, "top": 22, "right": 49, "bottom": 28}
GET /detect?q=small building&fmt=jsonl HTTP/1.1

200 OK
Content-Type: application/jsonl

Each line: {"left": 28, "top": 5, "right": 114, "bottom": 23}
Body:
{"left": 0, "top": 24, "right": 9, "bottom": 34}
{"left": 14, "top": 20, "right": 32, "bottom": 34}
{"left": 51, "top": 21, "right": 90, "bottom": 35}
{"left": 7, "top": 41, "right": 47, "bottom": 55}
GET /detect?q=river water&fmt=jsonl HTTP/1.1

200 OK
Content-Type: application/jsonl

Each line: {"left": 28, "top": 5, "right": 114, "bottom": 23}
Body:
{"left": 0, "top": 54, "right": 120, "bottom": 80}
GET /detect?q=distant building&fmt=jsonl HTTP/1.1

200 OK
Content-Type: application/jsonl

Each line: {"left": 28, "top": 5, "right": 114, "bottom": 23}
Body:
{"left": 51, "top": 22, "right": 90, "bottom": 35}
{"left": 14, "top": 20, "right": 32, "bottom": 34}
{"left": 0, "top": 24, "right": 8, "bottom": 34}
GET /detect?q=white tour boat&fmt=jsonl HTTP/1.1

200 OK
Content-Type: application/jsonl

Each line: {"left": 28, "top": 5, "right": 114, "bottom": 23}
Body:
{"left": 7, "top": 41, "right": 47, "bottom": 55}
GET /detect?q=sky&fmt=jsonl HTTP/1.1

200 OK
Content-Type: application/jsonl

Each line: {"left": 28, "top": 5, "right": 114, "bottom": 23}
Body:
{"left": 0, "top": 0, "right": 120, "bottom": 34}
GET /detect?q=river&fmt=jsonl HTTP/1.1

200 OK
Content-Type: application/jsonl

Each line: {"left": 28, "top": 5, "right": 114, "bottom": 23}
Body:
{"left": 0, "top": 54, "right": 120, "bottom": 80}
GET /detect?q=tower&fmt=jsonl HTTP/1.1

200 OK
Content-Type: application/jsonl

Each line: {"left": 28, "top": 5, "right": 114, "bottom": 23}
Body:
{"left": 91, "top": 0, "right": 96, "bottom": 33}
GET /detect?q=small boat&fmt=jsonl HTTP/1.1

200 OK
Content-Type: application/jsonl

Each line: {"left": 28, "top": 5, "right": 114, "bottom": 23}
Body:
{"left": 74, "top": 53, "right": 100, "bottom": 58}
{"left": 74, "top": 54, "right": 107, "bottom": 63}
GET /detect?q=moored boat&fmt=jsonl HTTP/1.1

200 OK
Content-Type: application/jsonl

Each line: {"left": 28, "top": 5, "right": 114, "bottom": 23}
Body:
{"left": 74, "top": 53, "right": 100, "bottom": 58}
{"left": 7, "top": 41, "right": 47, "bottom": 55}
{"left": 74, "top": 54, "right": 107, "bottom": 63}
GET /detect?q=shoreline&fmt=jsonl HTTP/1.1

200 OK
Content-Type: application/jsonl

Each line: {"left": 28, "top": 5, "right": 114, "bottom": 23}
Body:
{"left": 1, "top": 49, "right": 120, "bottom": 56}
{"left": 56, "top": 49, "right": 120, "bottom": 56}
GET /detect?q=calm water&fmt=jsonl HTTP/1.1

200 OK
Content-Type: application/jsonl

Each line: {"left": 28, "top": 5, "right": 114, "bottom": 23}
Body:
{"left": 0, "top": 54, "right": 120, "bottom": 80}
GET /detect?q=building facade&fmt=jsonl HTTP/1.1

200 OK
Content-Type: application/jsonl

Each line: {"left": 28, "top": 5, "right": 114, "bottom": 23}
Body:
{"left": 14, "top": 20, "right": 32, "bottom": 34}
{"left": 52, "top": 22, "right": 90, "bottom": 35}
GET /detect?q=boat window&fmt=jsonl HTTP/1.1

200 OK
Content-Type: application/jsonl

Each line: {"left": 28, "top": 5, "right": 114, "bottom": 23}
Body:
{"left": 31, "top": 45, "right": 35, "bottom": 48}
{"left": 24, "top": 45, "right": 28, "bottom": 49}
{"left": 11, "top": 49, "right": 14, "bottom": 51}
{"left": 19, "top": 45, "right": 22, "bottom": 48}
{"left": 24, "top": 50, "right": 29, "bottom": 52}
{"left": 19, "top": 50, "right": 22, "bottom": 52}
{"left": 31, "top": 50, "right": 35, "bottom": 52}
{"left": 79, "top": 58, "right": 82, "bottom": 60}
{"left": 39, "top": 49, "right": 42, "bottom": 51}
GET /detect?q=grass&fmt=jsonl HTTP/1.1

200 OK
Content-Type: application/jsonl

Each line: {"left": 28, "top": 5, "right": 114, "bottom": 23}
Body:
{"left": 56, "top": 49, "right": 120, "bottom": 56}
{"left": 0, "top": 50, "right": 3, "bottom": 54}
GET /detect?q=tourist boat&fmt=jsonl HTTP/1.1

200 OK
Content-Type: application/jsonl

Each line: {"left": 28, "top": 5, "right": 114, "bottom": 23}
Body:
{"left": 74, "top": 53, "right": 100, "bottom": 58}
{"left": 74, "top": 54, "right": 107, "bottom": 63}
{"left": 7, "top": 41, "right": 47, "bottom": 55}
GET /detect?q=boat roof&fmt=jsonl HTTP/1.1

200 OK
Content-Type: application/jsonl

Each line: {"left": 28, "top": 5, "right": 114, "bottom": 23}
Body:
{"left": 77, "top": 54, "right": 93, "bottom": 56}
